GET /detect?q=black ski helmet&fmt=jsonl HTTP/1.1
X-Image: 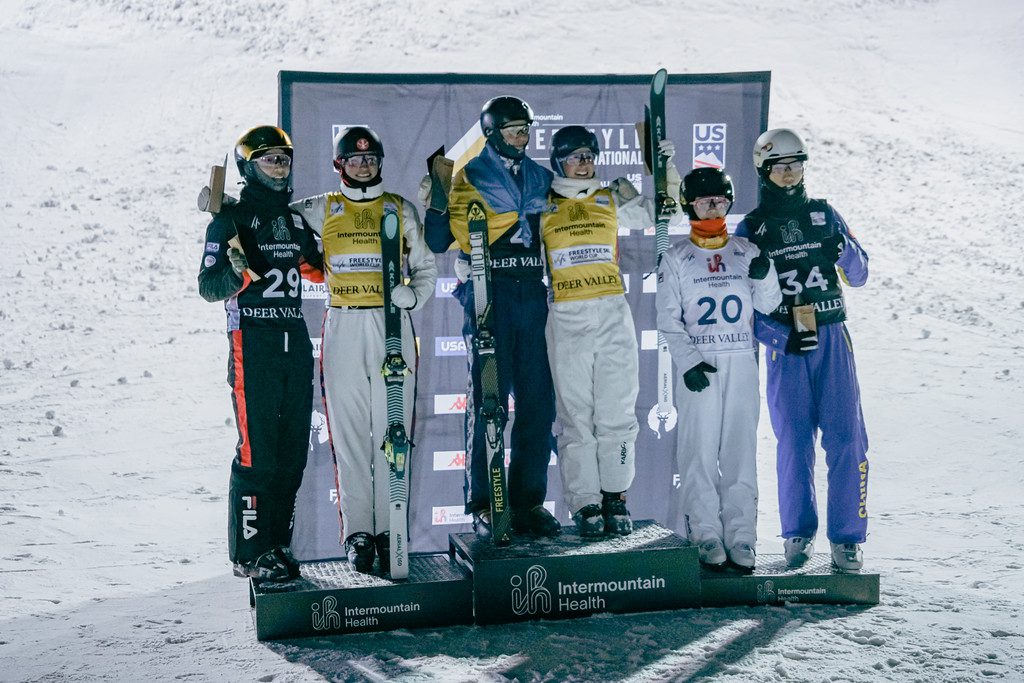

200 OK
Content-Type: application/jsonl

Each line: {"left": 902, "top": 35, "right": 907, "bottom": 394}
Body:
{"left": 234, "top": 125, "right": 292, "bottom": 175}
{"left": 681, "top": 167, "right": 734, "bottom": 219}
{"left": 332, "top": 126, "right": 385, "bottom": 162}
{"left": 549, "top": 125, "right": 600, "bottom": 177}
{"left": 480, "top": 96, "right": 534, "bottom": 158}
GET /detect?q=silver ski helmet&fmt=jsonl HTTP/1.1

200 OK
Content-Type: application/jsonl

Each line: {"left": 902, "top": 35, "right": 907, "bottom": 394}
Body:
{"left": 752, "top": 128, "right": 807, "bottom": 174}
{"left": 480, "top": 96, "right": 534, "bottom": 158}
{"left": 680, "top": 167, "right": 734, "bottom": 220}
{"left": 550, "top": 125, "right": 600, "bottom": 177}
{"left": 234, "top": 125, "right": 293, "bottom": 191}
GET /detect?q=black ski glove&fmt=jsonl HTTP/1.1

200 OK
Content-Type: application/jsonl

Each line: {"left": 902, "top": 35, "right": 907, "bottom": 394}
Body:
{"left": 748, "top": 253, "right": 771, "bottom": 280}
{"left": 786, "top": 328, "right": 819, "bottom": 355}
{"left": 683, "top": 361, "right": 717, "bottom": 392}
{"left": 822, "top": 235, "right": 846, "bottom": 264}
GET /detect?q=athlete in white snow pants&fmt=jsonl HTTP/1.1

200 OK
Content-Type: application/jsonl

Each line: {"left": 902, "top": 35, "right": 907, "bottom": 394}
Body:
{"left": 292, "top": 126, "right": 436, "bottom": 572}
{"left": 656, "top": 167, "right": 781, "bottom": 569}
{"left": 542, "top": 126, "right": 683, "bottom": 536}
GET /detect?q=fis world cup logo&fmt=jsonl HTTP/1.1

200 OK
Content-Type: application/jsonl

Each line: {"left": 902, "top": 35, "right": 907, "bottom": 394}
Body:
{"left": 706, "top": 253, "right": 726, "bottom": 273}
{"left": 693, "top": 123, "right": 727, "bottom": 169}
{"left": 311, "top": 595, "right": 342, "bottom": 630}
{"left": 510, "top": 565, "right": 552, "bottom": 616}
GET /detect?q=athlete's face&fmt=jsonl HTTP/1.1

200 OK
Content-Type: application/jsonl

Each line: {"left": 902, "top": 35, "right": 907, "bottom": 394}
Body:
{"left": 692, "top": 195, "right": 732, "bottom": 220}
{"left": 253, "top": 147, "right": 292, "bottom": 180}
{"left": 561, "top": 147, "right": 596, "bottom": 179}
{"left": 499, "top": 119, "right": 531, "bottom": 153}
{"left": 341, "top": 153, "right": 381, "bottom": 182}
{"left": 768, "top": 157, "right": 804, "bottom": 188}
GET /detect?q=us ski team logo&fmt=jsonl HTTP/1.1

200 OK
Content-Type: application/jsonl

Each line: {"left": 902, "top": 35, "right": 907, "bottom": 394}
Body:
{"left": 510, "top": 565, "right": 552, "bottom": 615}
{"left": 692, "top": 123, "right": 727, "bottom": 169}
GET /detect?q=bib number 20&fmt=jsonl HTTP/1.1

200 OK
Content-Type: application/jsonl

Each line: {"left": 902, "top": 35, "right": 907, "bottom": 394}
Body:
{"left": 697, "top": 295, "right": 742, "bottom": 325}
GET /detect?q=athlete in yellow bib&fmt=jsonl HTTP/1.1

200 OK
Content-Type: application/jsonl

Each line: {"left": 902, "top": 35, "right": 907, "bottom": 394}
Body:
{"left": 541, "top": 125, "right": 683, "bottom": 537}
{"left": 291, "top": 127, "right": 436, "bottom": 574}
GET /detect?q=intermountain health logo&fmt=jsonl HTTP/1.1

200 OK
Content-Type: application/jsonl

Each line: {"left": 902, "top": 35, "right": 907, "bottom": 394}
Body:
{"left": 511, "top": 565, "right": 552, "bottom": 616}
{"left": 311, "top": 595, "right": 342, "bottom": 630}
{"left": 756, "top": 580, "right": 777, "bottom": 604}
{"left": 568, "top": 203, "right": 588, "bottom": 221}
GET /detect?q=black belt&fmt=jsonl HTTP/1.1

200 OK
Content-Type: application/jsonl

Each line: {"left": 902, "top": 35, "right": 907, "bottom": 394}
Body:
{"left": 335, "top": 305, "right": 382, "bottom": 310}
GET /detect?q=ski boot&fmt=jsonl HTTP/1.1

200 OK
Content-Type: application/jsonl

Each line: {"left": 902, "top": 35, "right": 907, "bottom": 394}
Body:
{"left": 472, "top": 510, "right": 493, "bottom": 541}
{"left": 344, "top": 532, "right": 376, "bottom": 573}
{"left": 784, "top": 536, "right": 814, "bottom": 568}
{"left": 601, "top": 491, "right": 633, "bottom": 535}
{"left": 697, "top": 538, "right": 727, "bottom": 568}
{"left": 375, "top": 532, "right": 391, "bottom": 575}
{"left": 830, "top": 542, "right": 863, "bottom": 573}
{"left": 273, "top": 545, "right": 301, "bottom": 580}
{"left": 512, "top": 505, "right": 562, "bottom": 537}
{"left": 572, "top": 504, "right": 605, "bottom": 539}
{"left": 233, "top": 549, "right": 292, "bottom": 582}
{"left": 727, "top": 542, "right": 756, "bottom": 573}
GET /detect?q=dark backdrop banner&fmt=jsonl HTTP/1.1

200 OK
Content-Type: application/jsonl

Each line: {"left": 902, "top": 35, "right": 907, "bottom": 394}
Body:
{"left": 280, "top": 72, "right": 770, "bottom": 559}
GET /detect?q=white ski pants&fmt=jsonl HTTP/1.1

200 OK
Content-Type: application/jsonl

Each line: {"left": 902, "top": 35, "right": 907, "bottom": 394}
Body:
{"left": 545, "top": 295, "right": 639, "bottom": 514}
{"left": 675, "top": 351, "right": 759, "bottom": 548}
{"left": 321, "top": 307, "right": 415, "bottom": 541}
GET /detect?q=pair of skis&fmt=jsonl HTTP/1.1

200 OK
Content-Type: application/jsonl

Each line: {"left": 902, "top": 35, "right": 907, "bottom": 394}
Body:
{"left": 379, "top": 208, "right": 411, "bottom": 579}
{"left": 644, "top": 68, "right": 677, "bottom": 422}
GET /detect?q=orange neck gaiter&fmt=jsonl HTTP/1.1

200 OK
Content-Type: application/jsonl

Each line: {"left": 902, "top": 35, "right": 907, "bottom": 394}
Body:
{"left": 689, "top": 218, "right": 728, "bottom": 249}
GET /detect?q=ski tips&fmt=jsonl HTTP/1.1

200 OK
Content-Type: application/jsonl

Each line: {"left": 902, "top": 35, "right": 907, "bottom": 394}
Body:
{"left": 653, "top": 68, "right": 668, "bottom": 90}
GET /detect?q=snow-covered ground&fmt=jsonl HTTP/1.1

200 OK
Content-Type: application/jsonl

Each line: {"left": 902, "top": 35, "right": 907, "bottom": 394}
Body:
{"left": 2, "top": 0, "right": 1023, "bottom": 680}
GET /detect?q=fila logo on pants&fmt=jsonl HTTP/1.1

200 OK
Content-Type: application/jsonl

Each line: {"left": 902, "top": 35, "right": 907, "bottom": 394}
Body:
{"left": 242, "top": 495, "right": 258, "bottom": 540}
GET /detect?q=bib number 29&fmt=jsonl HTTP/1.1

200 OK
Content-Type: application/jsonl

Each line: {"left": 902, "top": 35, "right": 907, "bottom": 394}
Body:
{"left": 263, "top": 267, "right": 300, "bottom": 298}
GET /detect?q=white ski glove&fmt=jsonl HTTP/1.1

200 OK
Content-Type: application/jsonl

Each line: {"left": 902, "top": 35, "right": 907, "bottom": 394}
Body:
{"left": 666, "top": 162, "right": 682, "bottom": 205}
{"left": 610, "top": 177, "right": 639, "bottom": 202}
{"left": 658, "top": 139, "right": 676, "bottom": 161}
{"left": 417, "top": 174, "right": 432, "bottom": 210}
{"left": 227, "top": 247, "right": 249, "bottom": 275}
{"left": 391, "top": 284, "right": 417, "bottom": 310}
{"left": 454, "top": 257, "right": 472, "bottom": 283}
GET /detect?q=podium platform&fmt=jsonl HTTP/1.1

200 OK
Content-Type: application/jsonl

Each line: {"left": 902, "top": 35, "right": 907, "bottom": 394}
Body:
{"left": 449, "top": 520, "right": 701, "bottom": 625}
{"left": 248, "top": 553, "right": 473, "bottom": 640}
{"left": 699, "top": 553, "right": 880, "bottom": 607}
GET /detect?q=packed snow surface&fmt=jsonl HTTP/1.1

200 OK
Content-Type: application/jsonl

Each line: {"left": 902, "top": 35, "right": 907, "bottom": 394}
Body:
{"left": 1, "top": 0, "right": 1022, "bottom": 680}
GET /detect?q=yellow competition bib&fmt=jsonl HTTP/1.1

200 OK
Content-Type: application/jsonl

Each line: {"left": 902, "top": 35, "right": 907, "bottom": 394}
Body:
{"left": 447, "top": 170, "right": 520, "bottom": 254}
{"left": 320, "top": 192, "right": 404, "bottom": 307}
{"left": 541, "top": 189, "right": 622, "bottom": 302}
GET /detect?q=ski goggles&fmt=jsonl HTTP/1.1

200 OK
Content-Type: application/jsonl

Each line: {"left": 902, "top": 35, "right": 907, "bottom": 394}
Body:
{"left": 691, "top": 196, "right": 732, "bottom": 212}
{"left": 341, "top": 153, "right": 381, "bottom": 167}
{"left": 769, "top": 160, "right": 804, "bottom": 173}
{"left": 499, "top": 123, "right": 532, "bottom": 137}
{"left": 562, "top": 152, "right": 596, "bottom": 165}
{"left": 253, "top": 153, "right": 292, "bottom": 168}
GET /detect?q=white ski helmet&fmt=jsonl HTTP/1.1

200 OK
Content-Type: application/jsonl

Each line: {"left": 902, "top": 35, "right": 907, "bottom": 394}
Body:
{"left": 752, "top": 128, "right": 807, "bottom": 172}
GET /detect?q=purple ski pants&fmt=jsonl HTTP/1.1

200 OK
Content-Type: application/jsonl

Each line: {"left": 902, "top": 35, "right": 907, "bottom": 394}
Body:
{"left": 766, "top": 322, "right": 869, "bottom": 544}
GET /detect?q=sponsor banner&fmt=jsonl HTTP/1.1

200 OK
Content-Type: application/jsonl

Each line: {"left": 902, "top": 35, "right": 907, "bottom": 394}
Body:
{"left": 435, "top": 277, "right": 459, "bottom": 299}
{"left": 432, "top": 505, "right": 473, "bottom": 526}
{"left": 302, "top": 279, "right": 328, "bottom": 300}
{"left": 284, "top": 72, "right": 770, "bottom": 559}
{"left": 434, "top": 393, "right": 516, "bottom": 415}
{"left": 433, "top": 449, "right": 551, "bottom": 471}
{"left": 435, "top": 336, "right": 467, "bottom": 357}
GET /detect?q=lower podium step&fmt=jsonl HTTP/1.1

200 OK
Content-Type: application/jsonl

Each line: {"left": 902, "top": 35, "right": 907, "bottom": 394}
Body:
{"left": 450, "top": 520, "right": 700, "bottom": 625}
{"left": 248, "top": 553, "right": 473, "bottom": 640}
{"left": 699, "top": 553, "right": 880, "bottom": 607}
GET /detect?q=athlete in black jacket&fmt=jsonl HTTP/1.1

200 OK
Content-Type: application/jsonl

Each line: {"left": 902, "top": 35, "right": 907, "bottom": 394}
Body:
{"left": 198, "top": 125, "right": 323, "bottom": 582}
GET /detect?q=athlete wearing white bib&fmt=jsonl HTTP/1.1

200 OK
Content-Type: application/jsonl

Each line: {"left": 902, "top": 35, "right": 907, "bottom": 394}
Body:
{"left": 542, "top": 126, "right": 683, "bottom": 537}
{"left": 656, "top": 168, "right": 781, "bottom": 570}
{"left": 291, "top": 127, "right": 436, "bottom": 573}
